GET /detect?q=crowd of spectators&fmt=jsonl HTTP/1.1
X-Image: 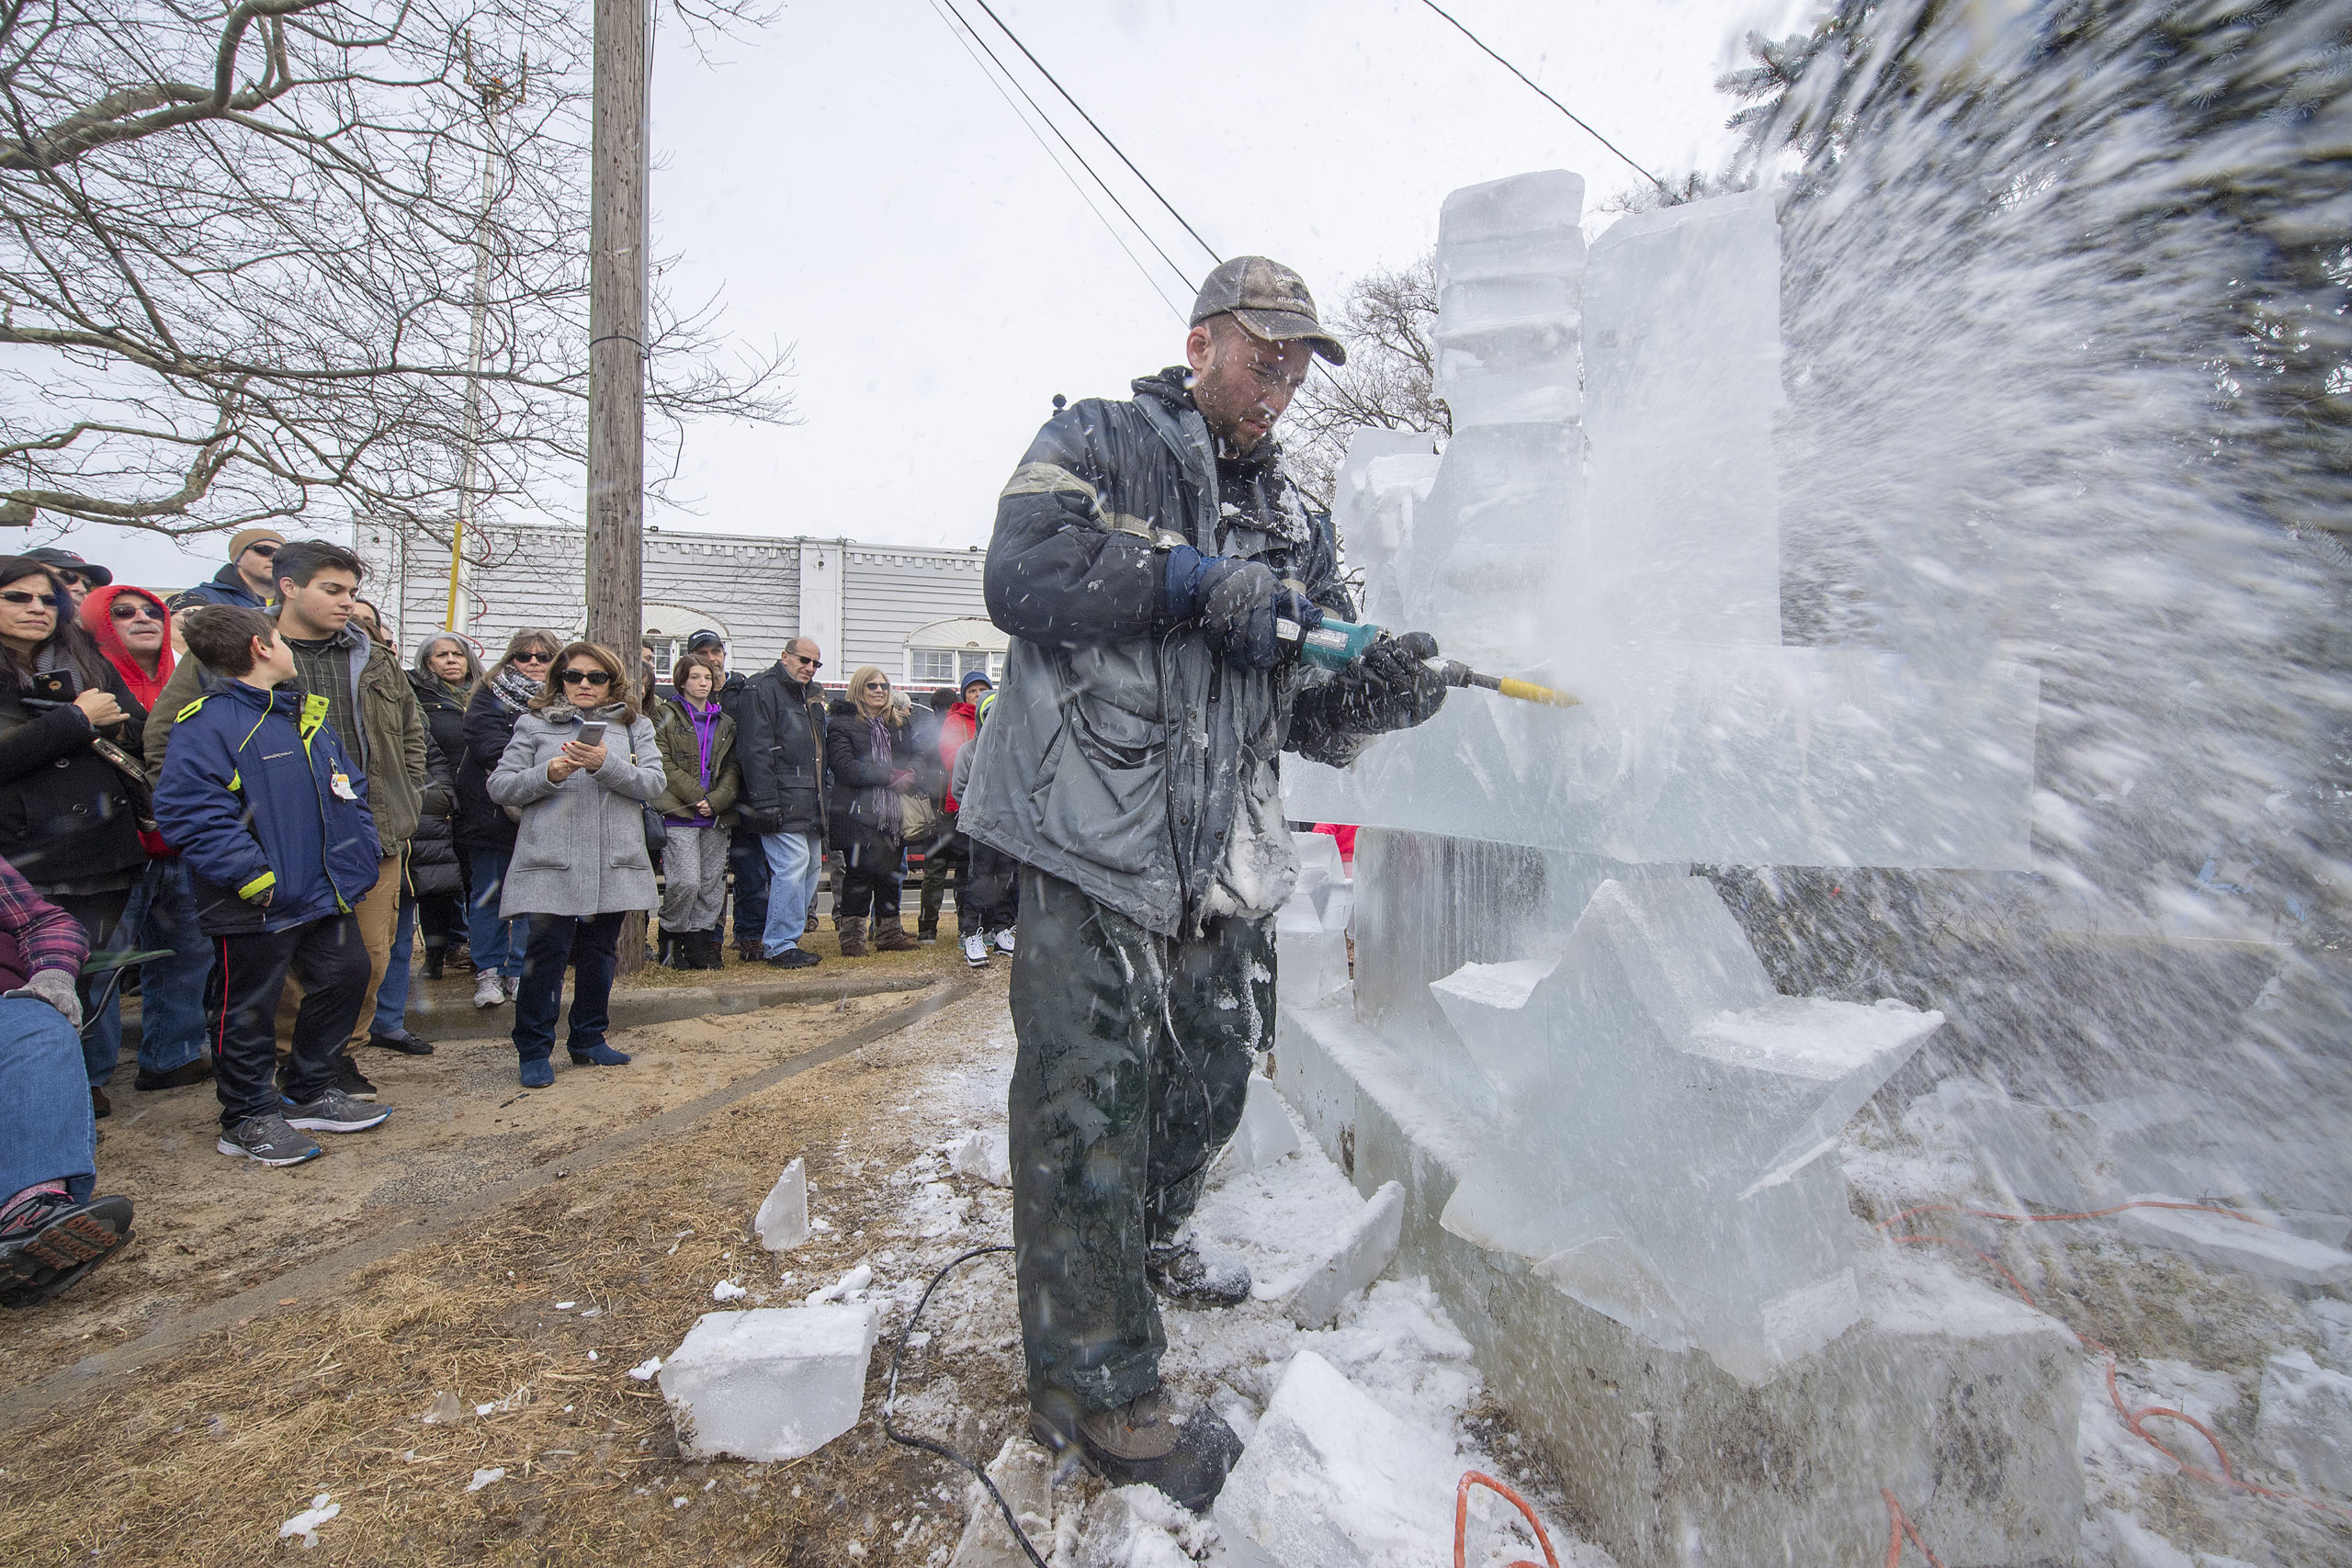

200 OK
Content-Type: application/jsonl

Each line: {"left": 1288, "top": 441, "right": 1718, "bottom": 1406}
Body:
{"left": 0, "top": 534, "right": 1018, "bottom": 1310}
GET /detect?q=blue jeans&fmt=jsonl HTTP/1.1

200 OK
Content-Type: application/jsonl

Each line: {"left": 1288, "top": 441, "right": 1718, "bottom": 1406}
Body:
{"left": 760, "top": 832, "right": 822, "bottom": 956}
{"left": 0, "top": 996, "right": 96, "bottom": 1201}
{"left": 461, "top": 847, "right": 526, "bottom": 978}
{"left": 117, "top": 860, "right": 210, "bottom": 1075}
{"left": 370, "top": 891, "right": 417, "bottom": 1037}
{"left": 729, "top": 826, "right": 771, "bottom": 949}
{"left": 512, "top": 912, "right": 624, "bottom": 1062}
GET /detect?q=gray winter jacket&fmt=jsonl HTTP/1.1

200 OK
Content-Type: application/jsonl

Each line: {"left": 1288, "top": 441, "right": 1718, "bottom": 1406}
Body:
{"left": 487, "top": 704, "right": 665, "bottom": 919}
{"left": 957, "top": 368, "right": 1355, "bottom": 939}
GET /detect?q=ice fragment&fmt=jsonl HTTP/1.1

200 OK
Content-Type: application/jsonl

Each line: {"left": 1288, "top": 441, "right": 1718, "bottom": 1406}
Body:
{"left": 755, "top": 1157, "right": 810, "bottom": 1251}
{"left": 2118, "top": 1201, "right": 2352, "bottom": 1284}
{"left": 2257, "top": 1350, "right": 2352, "bottom": 1496}
{"left": 277, "top": 1493, "right": 338, "bottom": 1548}
{"left": 658, "top": 1304, "right": 880, "bottom": 1461}
{"left": 1285, "top": 1181, "right": 1405, "bottom": 1329}
{"left": 1219, "top": 1075, "right": 1300, "bottom": 1174}
{"left": 947, "top": 1130, "right": 1012, "bottom": 1189}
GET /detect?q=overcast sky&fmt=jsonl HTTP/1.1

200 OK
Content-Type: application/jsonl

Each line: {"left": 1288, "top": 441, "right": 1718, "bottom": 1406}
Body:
{"left": 61, "top": 0, "right": 1798, "bottom": 592}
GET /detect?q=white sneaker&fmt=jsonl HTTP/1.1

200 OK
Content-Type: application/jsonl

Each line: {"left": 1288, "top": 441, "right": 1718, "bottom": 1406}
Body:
{"left": 993, "top": 928, "right": 1016, "bottom": 955}
{"left": 472, "top": 972, "right": 505, "bottom": 1010}
{"left": 961, "top": 933, "right": 989, "bottom": 967}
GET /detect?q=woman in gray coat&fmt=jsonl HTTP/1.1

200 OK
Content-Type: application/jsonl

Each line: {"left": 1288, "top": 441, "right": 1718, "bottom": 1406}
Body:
{"left": 488, "top": 640, "right": 665, "bottom": 1088}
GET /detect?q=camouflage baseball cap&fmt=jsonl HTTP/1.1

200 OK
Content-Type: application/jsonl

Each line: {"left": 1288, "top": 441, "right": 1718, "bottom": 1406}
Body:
{"left": 1190, "top": 256, "right": 1346, "bottom": 366}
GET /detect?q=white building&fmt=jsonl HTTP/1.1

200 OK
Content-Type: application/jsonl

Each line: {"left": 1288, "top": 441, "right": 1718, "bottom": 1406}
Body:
{"left": 356, "top": 521, "right": 1006, "bottom": 689}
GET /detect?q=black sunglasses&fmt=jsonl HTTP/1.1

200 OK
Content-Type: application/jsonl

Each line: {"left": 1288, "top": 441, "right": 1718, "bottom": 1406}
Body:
{"left": 0, "top": 589, "right": 49, "bottom": 606}
{"left": 560, "top": 669, "right": 613, "bottom": 686}
{"left": 246, "top": 543, "right": 279, "bottom": 557}
{"left": 111, "top": 602, "right": 164, "bottom": 621}
{"left": 511, "top": 649, "right": 553, "bottom": 664}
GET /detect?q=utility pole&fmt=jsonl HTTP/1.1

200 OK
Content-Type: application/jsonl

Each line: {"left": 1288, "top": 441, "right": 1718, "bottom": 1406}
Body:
{"left": 447, "top": 39, "right": 525, "bottom": 639}
{"left": 587, "top": 0, "right": 650, "bottom": 970}
{"left": 585, "top": 0, "right": 648, "bottom": 660}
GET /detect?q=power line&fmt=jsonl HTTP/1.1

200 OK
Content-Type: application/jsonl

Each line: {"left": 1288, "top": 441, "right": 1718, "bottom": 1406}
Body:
{"left": 936, "top": 0, "right": 1199, "bottom": 299}
{"left": 922, "top": 0, "right": 1190, "bottom": 320}
{"left": 965, "top": 0, "right": 1224, "bottom": 269}
{"left": 1415, "top": 0, "right": 1669, "bottom": 195}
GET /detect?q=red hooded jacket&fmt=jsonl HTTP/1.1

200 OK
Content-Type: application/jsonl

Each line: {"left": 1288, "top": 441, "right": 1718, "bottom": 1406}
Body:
{"left": 938, "top": 701, "right": 978, "bottom": 813}
{"left": 79, "top": 583, "right": 176, "bottom": 856}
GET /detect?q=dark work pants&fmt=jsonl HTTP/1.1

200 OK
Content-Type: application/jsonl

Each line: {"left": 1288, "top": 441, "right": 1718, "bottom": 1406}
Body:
{"left": 835, "top": 848, "right": 904, "bottom": 920}
{"left": 1009, "top": 867, "right": 1267, "bottom": 1423}
{"left": 728, "top": 826, "right": 771, "bottom": 949}
{"left": 963, "top": 840, "right": 1019, "bottom": 934}
{"left": 916, "top": 820, "right": 965, "bottom": 935}
{"left": 208, "top": 914, "right": 368, "bottom": 1127}
{"left": 512, "top": 912, "right": 624, "bottom": 1062}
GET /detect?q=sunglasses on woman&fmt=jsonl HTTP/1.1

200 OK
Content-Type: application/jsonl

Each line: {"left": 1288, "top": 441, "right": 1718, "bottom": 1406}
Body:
{"left": 512, "top": 649, "right": 552, "bottom": 665}
{"left": 110, "top": 602, "right": 164, "bottom": 621}
{"left": 0, "top": 589, "right": 51, "bottom": 606}
{"left": 560, "top": 669, "right": 613, "bottom": 687}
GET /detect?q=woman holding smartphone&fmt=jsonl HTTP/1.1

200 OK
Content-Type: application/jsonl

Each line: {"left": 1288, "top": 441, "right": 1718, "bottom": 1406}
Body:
{"left": 487, "top": 640, "right": 664, "bottom": 1089}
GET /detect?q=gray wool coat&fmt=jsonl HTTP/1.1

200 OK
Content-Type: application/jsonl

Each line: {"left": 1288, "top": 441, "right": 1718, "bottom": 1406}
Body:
{"left": 487, "top": 704, "right": 666, "bottom": 919}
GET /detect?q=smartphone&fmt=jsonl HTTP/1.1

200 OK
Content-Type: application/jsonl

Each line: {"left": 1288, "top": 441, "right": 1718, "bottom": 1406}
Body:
{"left": 28, "top": 669, "right": 80, "bottom": 705}
{"left": 575, "top": 720, "right": 607, "bottom": 748}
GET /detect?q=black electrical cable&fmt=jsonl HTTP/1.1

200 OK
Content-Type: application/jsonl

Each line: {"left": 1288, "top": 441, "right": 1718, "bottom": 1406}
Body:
{"left": 965, "top": 0, "right": 1225, "bottom": 269}
{"left": 928, "top": 0, "right": 1196, "bottom": 311}
{"left": 881, "top": 1244, "right": 1053, "bottom": 1568}
{"left": 1414, "top": 0, "right": 1670, "bottom": 196}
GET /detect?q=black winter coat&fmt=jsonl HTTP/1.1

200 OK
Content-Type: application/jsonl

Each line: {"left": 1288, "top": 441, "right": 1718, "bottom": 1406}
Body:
{"left": 0, "top": 660, "right": 149, "bottom": 891}
{"left": 735, "top": 666, "right": 828, "bottom": 838}
{"left": 406, "top": 671, "right": 468, "bottom": 896}
{"left": 825, "top": 699, "right": 922, "bottom": 861}
{"left": 456, "top": 683, "right": 525, "bottom": 854}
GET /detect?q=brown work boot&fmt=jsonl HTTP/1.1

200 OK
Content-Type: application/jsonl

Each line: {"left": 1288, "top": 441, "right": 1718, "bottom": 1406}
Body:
{"left": 835, "top": 917, "right": 869, "bottom": 957}
{"left": 873, "top": 917, "right": 919, "bottom": 953}
{"left": 1033, "top": 1386, "right": 1242, "bottom": 1511}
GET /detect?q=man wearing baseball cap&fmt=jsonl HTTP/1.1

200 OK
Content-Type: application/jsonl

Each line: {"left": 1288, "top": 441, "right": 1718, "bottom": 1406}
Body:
{"left": 170, "top": 528, "right": 283, "bottom": 611}
{"left": 956, "top": 257, "right": 1449, "bottom": 1507}
{"left": 21, "top": 547, "right": 110, "bottom": 608}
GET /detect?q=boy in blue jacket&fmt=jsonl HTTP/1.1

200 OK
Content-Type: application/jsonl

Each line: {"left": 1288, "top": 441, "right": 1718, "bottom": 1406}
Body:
{"left": 153, "top": 606, "right": 391, "bottom": 1166}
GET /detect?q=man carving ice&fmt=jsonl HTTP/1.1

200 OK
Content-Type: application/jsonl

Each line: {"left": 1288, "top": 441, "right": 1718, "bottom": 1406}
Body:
{"left": 958, "top": 255, "right": 1450, "bottom": 1506}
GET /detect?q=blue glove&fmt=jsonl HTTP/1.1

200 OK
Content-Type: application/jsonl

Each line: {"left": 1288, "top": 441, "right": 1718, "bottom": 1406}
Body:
{"left": 1165, "top": 547, "right": 1325, "bottom": 669}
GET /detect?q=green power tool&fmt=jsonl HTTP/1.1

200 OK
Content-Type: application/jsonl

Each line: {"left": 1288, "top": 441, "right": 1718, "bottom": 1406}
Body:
{"left": 1275, "top": 615, "right": 1582, "bottom": 709}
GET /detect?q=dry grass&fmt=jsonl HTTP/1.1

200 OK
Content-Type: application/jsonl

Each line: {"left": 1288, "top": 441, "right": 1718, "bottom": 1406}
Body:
{"left": 0, "top": 982, "right": 1026, "bottom": 1566}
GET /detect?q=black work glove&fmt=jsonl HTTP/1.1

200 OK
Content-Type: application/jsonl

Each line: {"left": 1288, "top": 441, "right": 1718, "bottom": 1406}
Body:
{"left": 1165, "top": 547, "right": 1322, "bottom": 670}
{"left": 738, "top": 803, "right": 785, "bottom": 835}
{"left": 1294, "top": 631, "right": 1448, "bottom": 738}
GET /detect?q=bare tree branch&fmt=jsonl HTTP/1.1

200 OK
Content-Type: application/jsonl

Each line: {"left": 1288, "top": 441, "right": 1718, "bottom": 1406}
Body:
{"left": 1284, "top": 254, "right": 1448, "bottom": 507}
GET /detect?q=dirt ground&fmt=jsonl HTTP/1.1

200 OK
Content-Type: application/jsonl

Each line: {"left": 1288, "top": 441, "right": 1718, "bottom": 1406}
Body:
{"left": 0, "top": 936, "right": 1037, "bottom": 1566}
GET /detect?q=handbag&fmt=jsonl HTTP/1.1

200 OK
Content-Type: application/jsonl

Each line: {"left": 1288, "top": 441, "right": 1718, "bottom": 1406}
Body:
{"left": 90, "top": 737, "right": 158, "bottom": 833}
{"left": 643, "top": 804, "right": 669, "bottom": 859}
{"left": 899, "top": 790, "right": 941, "bottom": 846}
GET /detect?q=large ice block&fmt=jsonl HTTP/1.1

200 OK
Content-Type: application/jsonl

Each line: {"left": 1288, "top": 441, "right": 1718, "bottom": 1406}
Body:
{"left": 659, "top": 1304, "right": 879, "bottom": 1461}
{"left": 1331, "top": 430, "right": 1440, "bottom": 633}
{"left": 1582, "top": 189, "right": 1783, "bottom": 647}
{"left": 1432, "top": 170, "right": 1587, "bottom": 429}
{"left": 1286, "top": 642, "right": 2041, "bottom": 870}
{"left": 1394, "top": 421, "right": 1584, "bottom": 675}
{"left": 1432, "top": 877, "right": 1942, "bottom": 1381}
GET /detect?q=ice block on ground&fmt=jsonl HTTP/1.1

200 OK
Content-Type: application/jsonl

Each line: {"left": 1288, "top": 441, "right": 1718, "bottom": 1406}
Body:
{"left": 659, "top": 1304, "right": 878, "bottom": 1461}
{"left": 1432, "top": 170, "right": 1587, "bottom": 429}
{"left": 2258, "top": 1349, "right": 2352, "bottom": 1495}
{"left": 1221, "top": 1074, "right": 1300, "bottom": 1173}
{"left": 1214, "top": 1350, "right": 1463, "bottom": 1568}
{"left": 947, "top": 1130, "right": 1012, "bottom": 1189}
{"left": 755, "top": 1156, "right": 808, "bottom": 1251}
{"left": 2118, "top": 1200, "right": 2352, "bottom": 1284}
{"left": 949, "top": 1434, "right": 1053, "bottom": 1568}
{"left": 1436, "top": 877, "right": 1940, "bottom": 1381}
{"left": 1286, "top": 1180, "right": 1406, "bottom": 1328}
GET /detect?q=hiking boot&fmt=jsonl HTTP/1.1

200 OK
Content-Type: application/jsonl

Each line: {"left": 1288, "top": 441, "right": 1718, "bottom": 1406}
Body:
{"left": 134, "top": 1058, "right": 212, "bottom": 1091}
{"left": 874, "top": 919, "right": 919, "bottom": 953}
{"left": 738, "top": 938, "right": 766, "bottom": 963}
{"left": 836, "top": 917, "right": 869, "bottom": 958}
{"left": 218, "top": 1112, "right": 323, "bottom": 1167}
{"left": 283, "top": 1087, "right": 391, "bottom": 1133}
{"left": 0, "top": 1190, "right": 134, "bottom": 1307}
{"left": 693, "top": 932, "right": 726, "bottom": 969}
{"left": 90, "top": 1086, "right": 109, "bottom": 1119}
{"left": 333, "top": 1051, "right": 379, "bottom": 1101}
{"left": 1147, "top": 1240, "right": 1252, "bottom": 1308}
{"left": 1034, "top": 1387, "right": 1242, "bottom": 1511}
{"left": 368, "top": 1028, "right": 435, "bottom": 1055}
{"left": 766, "top": 946, "right": 821, "bottom": 969}
{"left": 569, "top": 1043, "right": 631, "bottom": 1067}
{"left": 423, "top": 947, "right": 446, "bottom": 980}
{"left": 472, "top": 972, "right": 507, "bottom": 1010}
{"left": 993, "top": 927, "right": 1017, "bottom": 955}
{"left": 917, "top": 923, "right": 938, "bottom": 944}
{"left": 961, "top": 932, "right": 989, "bottom": 967}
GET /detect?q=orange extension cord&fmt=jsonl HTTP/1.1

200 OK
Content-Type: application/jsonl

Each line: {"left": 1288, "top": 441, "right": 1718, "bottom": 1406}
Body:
{"left": 1875, "top": 1198, "right": 2352, "bottom": 1562}
{"left": 1453, "top": 1470, "right": 1562, "bottom": 1568}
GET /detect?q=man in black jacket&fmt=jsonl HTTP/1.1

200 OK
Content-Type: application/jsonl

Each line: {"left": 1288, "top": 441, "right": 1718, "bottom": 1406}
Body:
{"left": 960, "top": 257, "right": 1448, "bottom": 1507}
{"left": 687, "top": 631, "right": 765, "bottom": 958}
{"left": 732, "top": 638, "right": 828, "bottom": 970}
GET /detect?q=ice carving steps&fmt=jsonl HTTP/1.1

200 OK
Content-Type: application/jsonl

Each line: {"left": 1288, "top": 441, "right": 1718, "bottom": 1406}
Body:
{"left": 658, "top": 1304, "right": 878, "bottom": 1461}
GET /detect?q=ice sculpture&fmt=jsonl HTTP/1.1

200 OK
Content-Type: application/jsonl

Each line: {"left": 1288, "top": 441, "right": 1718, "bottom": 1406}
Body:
{"left": 1282, "top": 172, "right": 2041, "bottom": 1382}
